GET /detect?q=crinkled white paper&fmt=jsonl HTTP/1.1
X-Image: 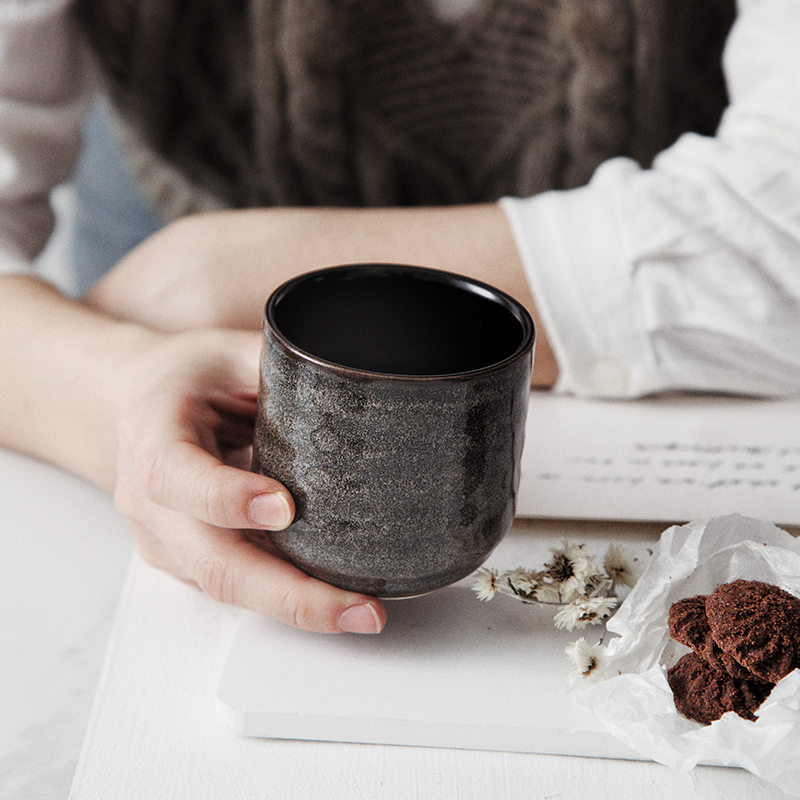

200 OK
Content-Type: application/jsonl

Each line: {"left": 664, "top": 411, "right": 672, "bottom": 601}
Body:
{"left": 573, "top": 514, "right": 800, "bottom": 797}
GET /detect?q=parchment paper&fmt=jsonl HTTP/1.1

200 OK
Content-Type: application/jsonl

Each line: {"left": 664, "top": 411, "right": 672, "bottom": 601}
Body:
{"left": 573, "top": 514, "right": 800, "bottom": 797}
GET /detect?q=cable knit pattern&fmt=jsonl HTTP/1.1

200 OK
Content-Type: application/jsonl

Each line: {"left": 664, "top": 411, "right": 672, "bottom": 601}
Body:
{"left": 74, "top": 0, "right": 735, "bottom": 219}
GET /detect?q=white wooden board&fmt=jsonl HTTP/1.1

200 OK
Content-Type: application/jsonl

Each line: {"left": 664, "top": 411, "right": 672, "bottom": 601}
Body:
{"left": 216, "top": 523, "right": 653, "bottom": 758}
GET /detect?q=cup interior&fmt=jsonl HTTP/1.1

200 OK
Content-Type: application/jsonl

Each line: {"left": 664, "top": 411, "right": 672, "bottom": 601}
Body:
{"left": 267, "top": 265, "right": 533, "bottom": 376}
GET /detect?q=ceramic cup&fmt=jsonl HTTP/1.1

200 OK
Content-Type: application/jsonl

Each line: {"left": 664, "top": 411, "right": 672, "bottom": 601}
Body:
{"left": 249, "top": 264, "right": 534, "bottom": 597}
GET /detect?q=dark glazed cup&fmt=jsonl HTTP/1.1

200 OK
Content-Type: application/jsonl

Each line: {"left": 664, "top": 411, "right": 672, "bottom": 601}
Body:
{"left": 249, "top": 264, "right": 534, "bottom": 597}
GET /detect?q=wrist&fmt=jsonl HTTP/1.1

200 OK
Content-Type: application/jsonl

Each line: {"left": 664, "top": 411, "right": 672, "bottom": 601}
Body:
{"left": 0, "top": 275, "right": 163, "bottom": 489}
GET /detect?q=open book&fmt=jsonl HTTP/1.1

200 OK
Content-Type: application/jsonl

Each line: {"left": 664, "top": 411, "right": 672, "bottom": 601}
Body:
{"left": 517, "top": 392, "right": 800, "bottom": 527}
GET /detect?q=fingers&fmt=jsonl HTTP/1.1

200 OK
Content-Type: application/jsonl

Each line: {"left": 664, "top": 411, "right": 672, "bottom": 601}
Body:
{"left": 136, "top": 439, "right": 296, "bottom": 531}
{"left": 117, "top": 329, "right": 293, "bottom": 532}
{"left": 130, "top": 505, "right": 387, "bottom": 634}
{"left": 192, "top": 533, "right": 386, "bottom": 634}
{"left": 112, "top": 328, "right": 387, "bottom": 634}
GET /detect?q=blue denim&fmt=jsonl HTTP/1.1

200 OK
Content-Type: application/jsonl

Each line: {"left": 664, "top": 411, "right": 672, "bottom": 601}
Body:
{"left": 70, "top": 97, "right": 164, "bottom": 295}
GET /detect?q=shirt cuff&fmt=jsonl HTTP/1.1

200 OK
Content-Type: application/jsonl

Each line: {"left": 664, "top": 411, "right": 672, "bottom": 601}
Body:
{"left": 500, "top": 169, "right": 666, "bottom": 398}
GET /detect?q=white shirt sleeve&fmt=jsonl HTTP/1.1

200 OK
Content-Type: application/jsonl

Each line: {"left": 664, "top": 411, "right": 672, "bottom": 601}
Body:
{"left": 502, "top": 0, "right": 800, "bottom": 399}
{"left": 0, "top": 0, "right": 94, "bottom": 277}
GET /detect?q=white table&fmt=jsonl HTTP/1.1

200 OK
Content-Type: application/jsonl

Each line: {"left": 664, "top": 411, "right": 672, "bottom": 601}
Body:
{"left": 1, "top": 446, "right": 796, "bottom": 799}
{"left": 0, "top": 447, "right": 131, "bottom": 798}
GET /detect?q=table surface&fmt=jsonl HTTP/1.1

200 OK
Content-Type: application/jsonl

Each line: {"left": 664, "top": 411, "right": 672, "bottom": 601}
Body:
{"left": 1, "top": 444, "right": 795, "bottom": 800}
{"left": 0, "top": 447, "right": 131, "bottom": 799}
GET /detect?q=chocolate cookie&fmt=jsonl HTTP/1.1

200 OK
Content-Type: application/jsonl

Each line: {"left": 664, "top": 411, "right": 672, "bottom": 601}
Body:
{"left": 706, "top": 579, "right": 800, "bottom": 683}
{"left": 667, "top": 652, "right": 774, "bottom": 725}
{"left": 668, "top": 595, "right": 709, "bottom": 651}
{"left": 668, "top": 594, "right": 762, "bottom": 681}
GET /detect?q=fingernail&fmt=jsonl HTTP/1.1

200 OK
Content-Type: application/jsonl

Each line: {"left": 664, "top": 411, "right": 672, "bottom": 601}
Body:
{"left": 338, "top": 603, "right": 383, "bottom": 634}
{"left": 249, "top": 492, "right": 292, "bottom": 529}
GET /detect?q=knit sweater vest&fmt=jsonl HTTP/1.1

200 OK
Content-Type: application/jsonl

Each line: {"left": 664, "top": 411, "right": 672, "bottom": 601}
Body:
{"left": 74, "top": 0, "right": 735, "bottom": 221}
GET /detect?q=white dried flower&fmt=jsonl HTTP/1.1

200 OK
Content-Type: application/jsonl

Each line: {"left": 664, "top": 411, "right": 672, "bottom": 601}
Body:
{"left": 503, "top": 568, "right": 540, "bottom": 600}
{"left": 472, "top": 537, "right": 645, "bottom": 658}
{"left": 534, "top": 584, "right": 564, "bottom": 605}
{"left": 582, "top": 570, "right": 611, "bottom": 598}
{"left": 553, "top": 595, "right": 618, "bottom": 631}
{"left": 603, "top": 543, "right": 641, "bottom": 589}
{"left": 543, "top": 541, "right": 596, "bottom": 599}
{"left": 565, "top": 638, "right": 609, "bottom": 690}
{"left": 472, "top": 568, "right": 500, "bottom": 601}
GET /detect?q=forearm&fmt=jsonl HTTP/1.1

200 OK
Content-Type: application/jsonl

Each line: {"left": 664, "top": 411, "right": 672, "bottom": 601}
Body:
{"left": 86, "top": 203, "right": 559, "bottom": 386}
{"left": 283, "top": 203, "right": 558, "bottom": 385}
{"left": 0, "top": 274, "right": 156, "bottom": 489}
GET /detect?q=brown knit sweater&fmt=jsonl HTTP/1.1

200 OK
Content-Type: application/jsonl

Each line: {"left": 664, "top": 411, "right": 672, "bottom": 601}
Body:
{"left": 75, "top": 0, "right": 735, "bottom": 220}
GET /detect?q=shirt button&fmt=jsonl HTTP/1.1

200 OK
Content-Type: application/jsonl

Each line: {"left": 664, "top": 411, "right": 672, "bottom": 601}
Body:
{"left": 590, "top": 359, "right": 630, "bottom": 395}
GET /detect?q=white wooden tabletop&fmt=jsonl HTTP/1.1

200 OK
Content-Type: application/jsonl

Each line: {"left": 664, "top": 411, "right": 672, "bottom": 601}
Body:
{"left": 0, "top": 444, "right": 794, "bottom": 799}
{"left": 0, "top": 447, "right": 130, "bottom": 799}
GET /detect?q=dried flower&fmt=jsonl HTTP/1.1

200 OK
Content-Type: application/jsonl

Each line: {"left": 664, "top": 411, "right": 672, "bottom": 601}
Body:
{"left": 542, "top": 541, "right": 595, "bottom": 599}
{"left": 474, "top": 538, "right": 643, "bottom": 689}
{"left": 472, "top": 567, "right": 499, "bottom": 601}
{"left": 534, "top": 584, "right": 564, "bottom": 605}
{"left": 565, "top": 638, "right": 609, "bottom": 690}
{"left": 503, "top": 568, "right": 541, "bottom": 601}
{"left": 553, "top": 595, "right": 618, "bottom": 631}
{"left": 582, "top": 570, "right": 611, "bottom": 598}
{"left": 603, "top": 543, "right": 641, "bottom": 589}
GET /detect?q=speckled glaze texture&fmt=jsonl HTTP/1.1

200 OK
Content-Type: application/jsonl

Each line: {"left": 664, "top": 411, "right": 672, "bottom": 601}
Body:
{"left": 249, "top": 266, "right": 534, "bottom": 597}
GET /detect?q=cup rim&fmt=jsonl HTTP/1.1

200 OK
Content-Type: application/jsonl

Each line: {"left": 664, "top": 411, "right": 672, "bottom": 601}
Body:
{"left": 264, "top": 263, "right": 535, "bottom": 381}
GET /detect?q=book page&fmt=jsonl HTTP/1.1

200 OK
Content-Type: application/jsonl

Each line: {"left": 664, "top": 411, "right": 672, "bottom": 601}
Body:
{"left": 516, "top": 393, "right": 800, "bottom": 526}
